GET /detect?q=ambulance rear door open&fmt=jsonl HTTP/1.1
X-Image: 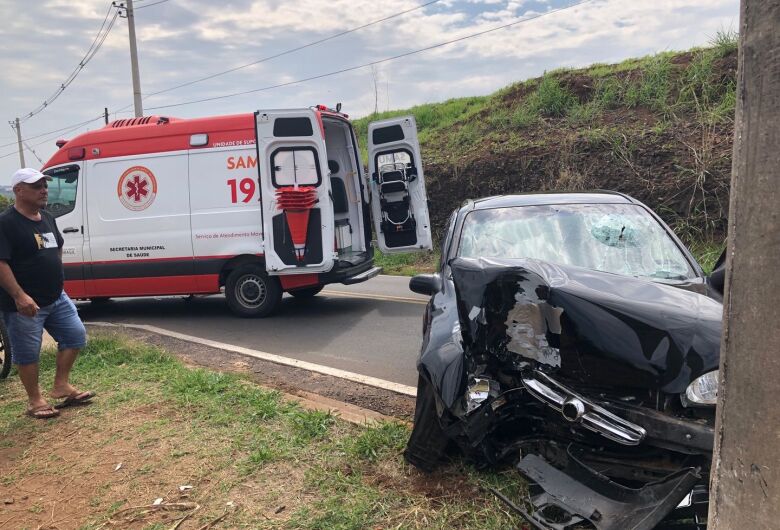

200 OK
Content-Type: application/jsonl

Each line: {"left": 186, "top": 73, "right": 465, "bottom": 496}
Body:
{"left": 256, "top": 110, "right": 335, "bottom": 275}
{"left": 367, "top": 116, "right": 432, "bottom": 253}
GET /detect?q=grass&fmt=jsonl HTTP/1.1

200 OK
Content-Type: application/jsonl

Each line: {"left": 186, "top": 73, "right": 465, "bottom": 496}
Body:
{"left": 0, "top": 334, "right": 521, "bottom": 529}
{"left": 353, "top": 96, "right": 490, "bottom": 162}
{"left": 689, "top": 239, "right": 726, "bottom": 275}
{"left": 529, "top": 74, "right": 578, "bottom": 117}
{"left": 373, "top": 248, "right": 439, "bottom": 276}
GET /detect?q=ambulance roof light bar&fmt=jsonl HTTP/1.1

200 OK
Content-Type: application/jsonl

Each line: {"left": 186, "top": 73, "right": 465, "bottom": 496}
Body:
{"left": 315, "top": 104, "right": 347, "bottom": 118}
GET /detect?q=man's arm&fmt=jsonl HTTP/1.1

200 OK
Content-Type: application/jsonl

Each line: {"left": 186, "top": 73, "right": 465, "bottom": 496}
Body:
{"left": 0, "top": 260, "right": 39, "bottom": 317}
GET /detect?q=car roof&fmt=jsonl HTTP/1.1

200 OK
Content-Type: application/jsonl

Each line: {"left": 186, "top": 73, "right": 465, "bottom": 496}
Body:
{"left": 469, "top": 191, "right": 637, "bottom": 210}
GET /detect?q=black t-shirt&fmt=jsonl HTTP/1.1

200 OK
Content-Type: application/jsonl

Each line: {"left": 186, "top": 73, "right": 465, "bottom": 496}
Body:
{"left": 0, "top": 207, "right": 64, "bottom": 311}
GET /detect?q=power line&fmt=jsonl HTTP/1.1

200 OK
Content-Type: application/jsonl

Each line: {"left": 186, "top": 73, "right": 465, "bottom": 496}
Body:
{"left": 22, "top": 140, "right": 44, "bottom": 164}
{"left": 147, "top": 0, "right": 593, "bottom": 111}
{"left": 115, "top": 0, "right": 442, "bottom": 112}
{"left": 0, "top": 116, "right": 105, "bottom": 161}
{"left": 0, "top": 116, "right": 105, "bottom": 150}
{"left": 135, "top": 0, "right": 172, "bottom": 8}
{"left": 16, "top": 3, "right": 119, "bottom": 123}
{"left": 4, "top": 0, "right": 591, "bottom": 160}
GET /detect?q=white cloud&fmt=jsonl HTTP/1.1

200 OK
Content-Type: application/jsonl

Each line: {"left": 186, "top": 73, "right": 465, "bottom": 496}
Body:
{"left": 0, "top": 0, "right": 739, "bottom": 181}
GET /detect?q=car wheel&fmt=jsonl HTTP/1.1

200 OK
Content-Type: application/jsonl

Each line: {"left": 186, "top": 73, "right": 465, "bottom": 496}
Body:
{"left": 225, "top": 264, "right": 282, "bottom": 318}
{"left": 0, "top": 319, "right": 12, "bottom": 379}
{"left": 404, "top": 374, "right": 450, "bottom": 472}
{"left": 289, "top": 286, "right": 323, "bottom": 299}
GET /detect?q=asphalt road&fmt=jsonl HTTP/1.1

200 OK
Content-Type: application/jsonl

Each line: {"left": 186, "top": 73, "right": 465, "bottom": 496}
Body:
{"left": 77, "top": 275, "right": 429, "bottom": 387}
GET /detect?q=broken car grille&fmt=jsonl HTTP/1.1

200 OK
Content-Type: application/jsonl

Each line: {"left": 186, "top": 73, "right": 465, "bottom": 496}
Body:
{"left": 521, "top": 370, "right": 647, "bottom": 446}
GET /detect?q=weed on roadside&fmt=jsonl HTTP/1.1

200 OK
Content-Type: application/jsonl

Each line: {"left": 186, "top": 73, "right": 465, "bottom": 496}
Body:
{"left": 373, "top": 248, "right": 439, "bottom": 276}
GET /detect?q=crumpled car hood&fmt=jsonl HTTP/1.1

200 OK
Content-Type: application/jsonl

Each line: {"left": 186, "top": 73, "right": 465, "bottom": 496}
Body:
{"left": 450, "top": 257, "right": 722, "bottom": 394}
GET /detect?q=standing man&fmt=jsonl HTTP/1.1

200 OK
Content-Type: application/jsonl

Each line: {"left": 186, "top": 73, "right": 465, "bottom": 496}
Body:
{"left": 0, "top": 168, "right": 92, "bottom": 419}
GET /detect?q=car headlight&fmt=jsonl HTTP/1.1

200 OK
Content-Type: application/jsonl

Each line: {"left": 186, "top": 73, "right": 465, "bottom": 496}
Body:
{"left": 684, "top": 370, "right": 719, "bottom": 406}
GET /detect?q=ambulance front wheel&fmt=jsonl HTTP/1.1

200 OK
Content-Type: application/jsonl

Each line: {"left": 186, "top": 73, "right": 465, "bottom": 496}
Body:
{"left": 225, "top": 265, "right": 282, "bottom": 318}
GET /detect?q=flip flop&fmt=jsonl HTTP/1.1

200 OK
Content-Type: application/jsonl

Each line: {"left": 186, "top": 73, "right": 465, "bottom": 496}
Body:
{"left": 53, "top": 390, "right": 96, "bottom": 409}
{"left": 26, "top": 405, "right": 60, "bottom": 419}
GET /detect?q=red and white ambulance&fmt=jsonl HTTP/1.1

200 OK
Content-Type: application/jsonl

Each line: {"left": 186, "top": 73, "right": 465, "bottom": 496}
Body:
{"left": 40, "top": 106, "right": 432, "bottom": 316}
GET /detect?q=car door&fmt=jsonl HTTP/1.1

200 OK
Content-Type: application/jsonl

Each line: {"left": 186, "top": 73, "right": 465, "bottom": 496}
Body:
{"left": 45, "top": 163, "right": 87, "bottom": 298}
{"left": 255, "top": 109, "right": 335, "bottom": 274}
{"left": 367, "top": 116, "right": 432, "bottom": 253}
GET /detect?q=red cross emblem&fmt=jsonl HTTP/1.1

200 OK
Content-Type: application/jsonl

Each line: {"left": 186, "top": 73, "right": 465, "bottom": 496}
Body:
{"left": 117, "top": 166, "right": 157, "bottom": 211}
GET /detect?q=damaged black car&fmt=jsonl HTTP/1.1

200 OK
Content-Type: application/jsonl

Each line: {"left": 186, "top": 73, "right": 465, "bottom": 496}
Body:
{"left": 404, "top": 192, "right": 724, "bottom": 529}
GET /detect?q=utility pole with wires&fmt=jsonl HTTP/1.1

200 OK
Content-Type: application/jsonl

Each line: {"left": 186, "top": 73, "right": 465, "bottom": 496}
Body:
{"left": 13, "top": 118, "right": 25, "bottom": 167}
{"left": 115, "top": 0, "right": 144, "bottom": 117}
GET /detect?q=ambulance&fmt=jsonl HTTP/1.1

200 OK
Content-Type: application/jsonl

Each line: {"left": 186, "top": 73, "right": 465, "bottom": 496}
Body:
{"left": 40, "top": 106, "right": 432, "bottom": 316}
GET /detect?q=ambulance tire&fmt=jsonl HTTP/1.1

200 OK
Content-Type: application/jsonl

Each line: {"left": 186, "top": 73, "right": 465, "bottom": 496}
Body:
{"left": 225, "top": 265, "right": 282, "bottom": 318}
{"left": 289, "top": 286, "right": 323, "bottom": 299}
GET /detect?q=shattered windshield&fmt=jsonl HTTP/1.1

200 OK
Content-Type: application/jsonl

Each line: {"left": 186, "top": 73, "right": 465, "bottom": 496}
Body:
{"left": 458, "top": 203, "right": 696, "bottom": 280}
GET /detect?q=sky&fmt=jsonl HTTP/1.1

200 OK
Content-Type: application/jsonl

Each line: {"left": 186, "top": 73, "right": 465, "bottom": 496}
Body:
{"left": 0, "top": 0, "right": 739, "bottom": 183}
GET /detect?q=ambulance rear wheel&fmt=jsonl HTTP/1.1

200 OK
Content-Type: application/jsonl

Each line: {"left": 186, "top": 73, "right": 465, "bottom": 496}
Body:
{"left": 225, "top": 265, "right": 282, "bottom": 318}
{"left": 289, "top": 286, "right": 323, "bottom": 299}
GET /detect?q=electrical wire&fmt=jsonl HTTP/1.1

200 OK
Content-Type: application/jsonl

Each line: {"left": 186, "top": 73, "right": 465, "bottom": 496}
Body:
{"left": 4, "top": 0, "right": 591, "bottom": 159}
{"left": 134, "top": 0, "right": 172, "bottom": 8}
{"left": 17, "top": 3, "right": 119, "bottom": 123}
{"left": 0, "top": 116, "right": 105, "bottom": 161}
{"left": 147, "top": 0, "right": 593, "bottom": 111}
{"left": 114, "top": 0, "right": 442, "bottom": 113}
{"left": 22, "top": 140, "right": 44, "bottom": 164}
{"left": 1, "top": 116, "right": 105, "bottom": 150}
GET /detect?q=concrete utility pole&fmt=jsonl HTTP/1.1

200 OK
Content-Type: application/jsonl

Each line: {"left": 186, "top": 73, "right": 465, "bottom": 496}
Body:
{"left": 709, "top": 0, "right": 780, "bottom": 527}
{"left": 126, "top": 0, "right": 143, "bottom": 117}
{"left": 14, "top": 118, "right": 25, "bottom": 167}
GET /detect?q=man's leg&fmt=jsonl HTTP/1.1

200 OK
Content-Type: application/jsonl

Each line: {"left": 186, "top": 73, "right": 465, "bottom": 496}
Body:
{"left": 4, "top": 310, "right": 56, "bottom": 416}
{"left": 17, "top": 362, "right": 48, "bottom": 410}
{"left": 44, "top": 293, "right": 89, "bottom": 400}
{"left": 52, "top": 347, "right": 81, "bottom": 397}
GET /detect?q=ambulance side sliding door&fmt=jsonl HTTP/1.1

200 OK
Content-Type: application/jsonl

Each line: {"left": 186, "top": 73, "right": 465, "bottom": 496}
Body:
{"left": 85, "top": 152, "right": 195, "bottom": 296}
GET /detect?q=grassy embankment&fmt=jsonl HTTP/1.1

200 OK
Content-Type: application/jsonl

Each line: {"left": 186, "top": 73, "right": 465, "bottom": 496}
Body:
{"left": 0, "top": 335, "right": 520, "bottom": 529}
{"left": 360, "top": 32, "right": 738, "bottom": 276}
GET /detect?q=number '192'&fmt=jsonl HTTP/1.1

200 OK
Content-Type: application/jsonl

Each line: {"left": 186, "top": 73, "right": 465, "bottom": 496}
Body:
{"left": 227, "top": 178, "right": 257, "bottom": 203}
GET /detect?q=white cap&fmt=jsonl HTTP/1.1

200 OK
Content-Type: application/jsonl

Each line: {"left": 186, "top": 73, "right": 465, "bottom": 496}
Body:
{"left": 10, "top": 168, "right": 50, "bottom": 187}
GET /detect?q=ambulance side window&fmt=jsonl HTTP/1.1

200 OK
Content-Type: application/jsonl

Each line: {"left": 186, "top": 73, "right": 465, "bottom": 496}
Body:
{"left": 45, "top": 167, "right": 79, "bottom": 219}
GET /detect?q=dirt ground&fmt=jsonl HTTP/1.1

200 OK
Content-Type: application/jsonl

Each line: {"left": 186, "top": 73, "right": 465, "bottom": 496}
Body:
{"left": 0, "top": 328, "right": 523, "bottom": 530}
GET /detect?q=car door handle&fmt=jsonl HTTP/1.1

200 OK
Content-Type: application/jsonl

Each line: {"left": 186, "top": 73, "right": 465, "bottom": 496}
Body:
{"left": 63, "top": 227, "right": 80, "bottom": 233}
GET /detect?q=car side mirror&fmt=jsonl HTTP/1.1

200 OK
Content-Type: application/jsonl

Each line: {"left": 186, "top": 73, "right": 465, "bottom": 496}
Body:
{"left": 409, "top": 274, "right": 441, "bottom": 296}
{"left": 707, "top": 247, "right": 727, "bottom": 296}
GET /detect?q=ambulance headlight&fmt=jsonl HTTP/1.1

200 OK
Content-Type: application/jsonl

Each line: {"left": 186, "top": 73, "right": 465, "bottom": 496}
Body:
{"left": 684, "top": 370, "right": 719, "bottom": 406}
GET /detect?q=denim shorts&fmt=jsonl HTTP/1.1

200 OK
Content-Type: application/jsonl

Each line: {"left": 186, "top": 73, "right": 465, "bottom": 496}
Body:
{"left": 3, "top": 291, "right": 87, "bottom": 365}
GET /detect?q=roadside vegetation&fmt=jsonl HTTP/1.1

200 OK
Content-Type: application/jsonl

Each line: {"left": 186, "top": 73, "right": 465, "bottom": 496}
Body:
{"left": 356, "top": 31, "right": 738, "bottom": 274}
{"left": 0, "top": 335, "right": 521, "bottom": 529}
{"left": 373, "top": 249, "right": 439, "bottom": 276}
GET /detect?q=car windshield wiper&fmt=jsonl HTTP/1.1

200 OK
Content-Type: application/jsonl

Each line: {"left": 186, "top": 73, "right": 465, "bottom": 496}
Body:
{"left": 648, "top": 270, "right": 690, "bottom": 281}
